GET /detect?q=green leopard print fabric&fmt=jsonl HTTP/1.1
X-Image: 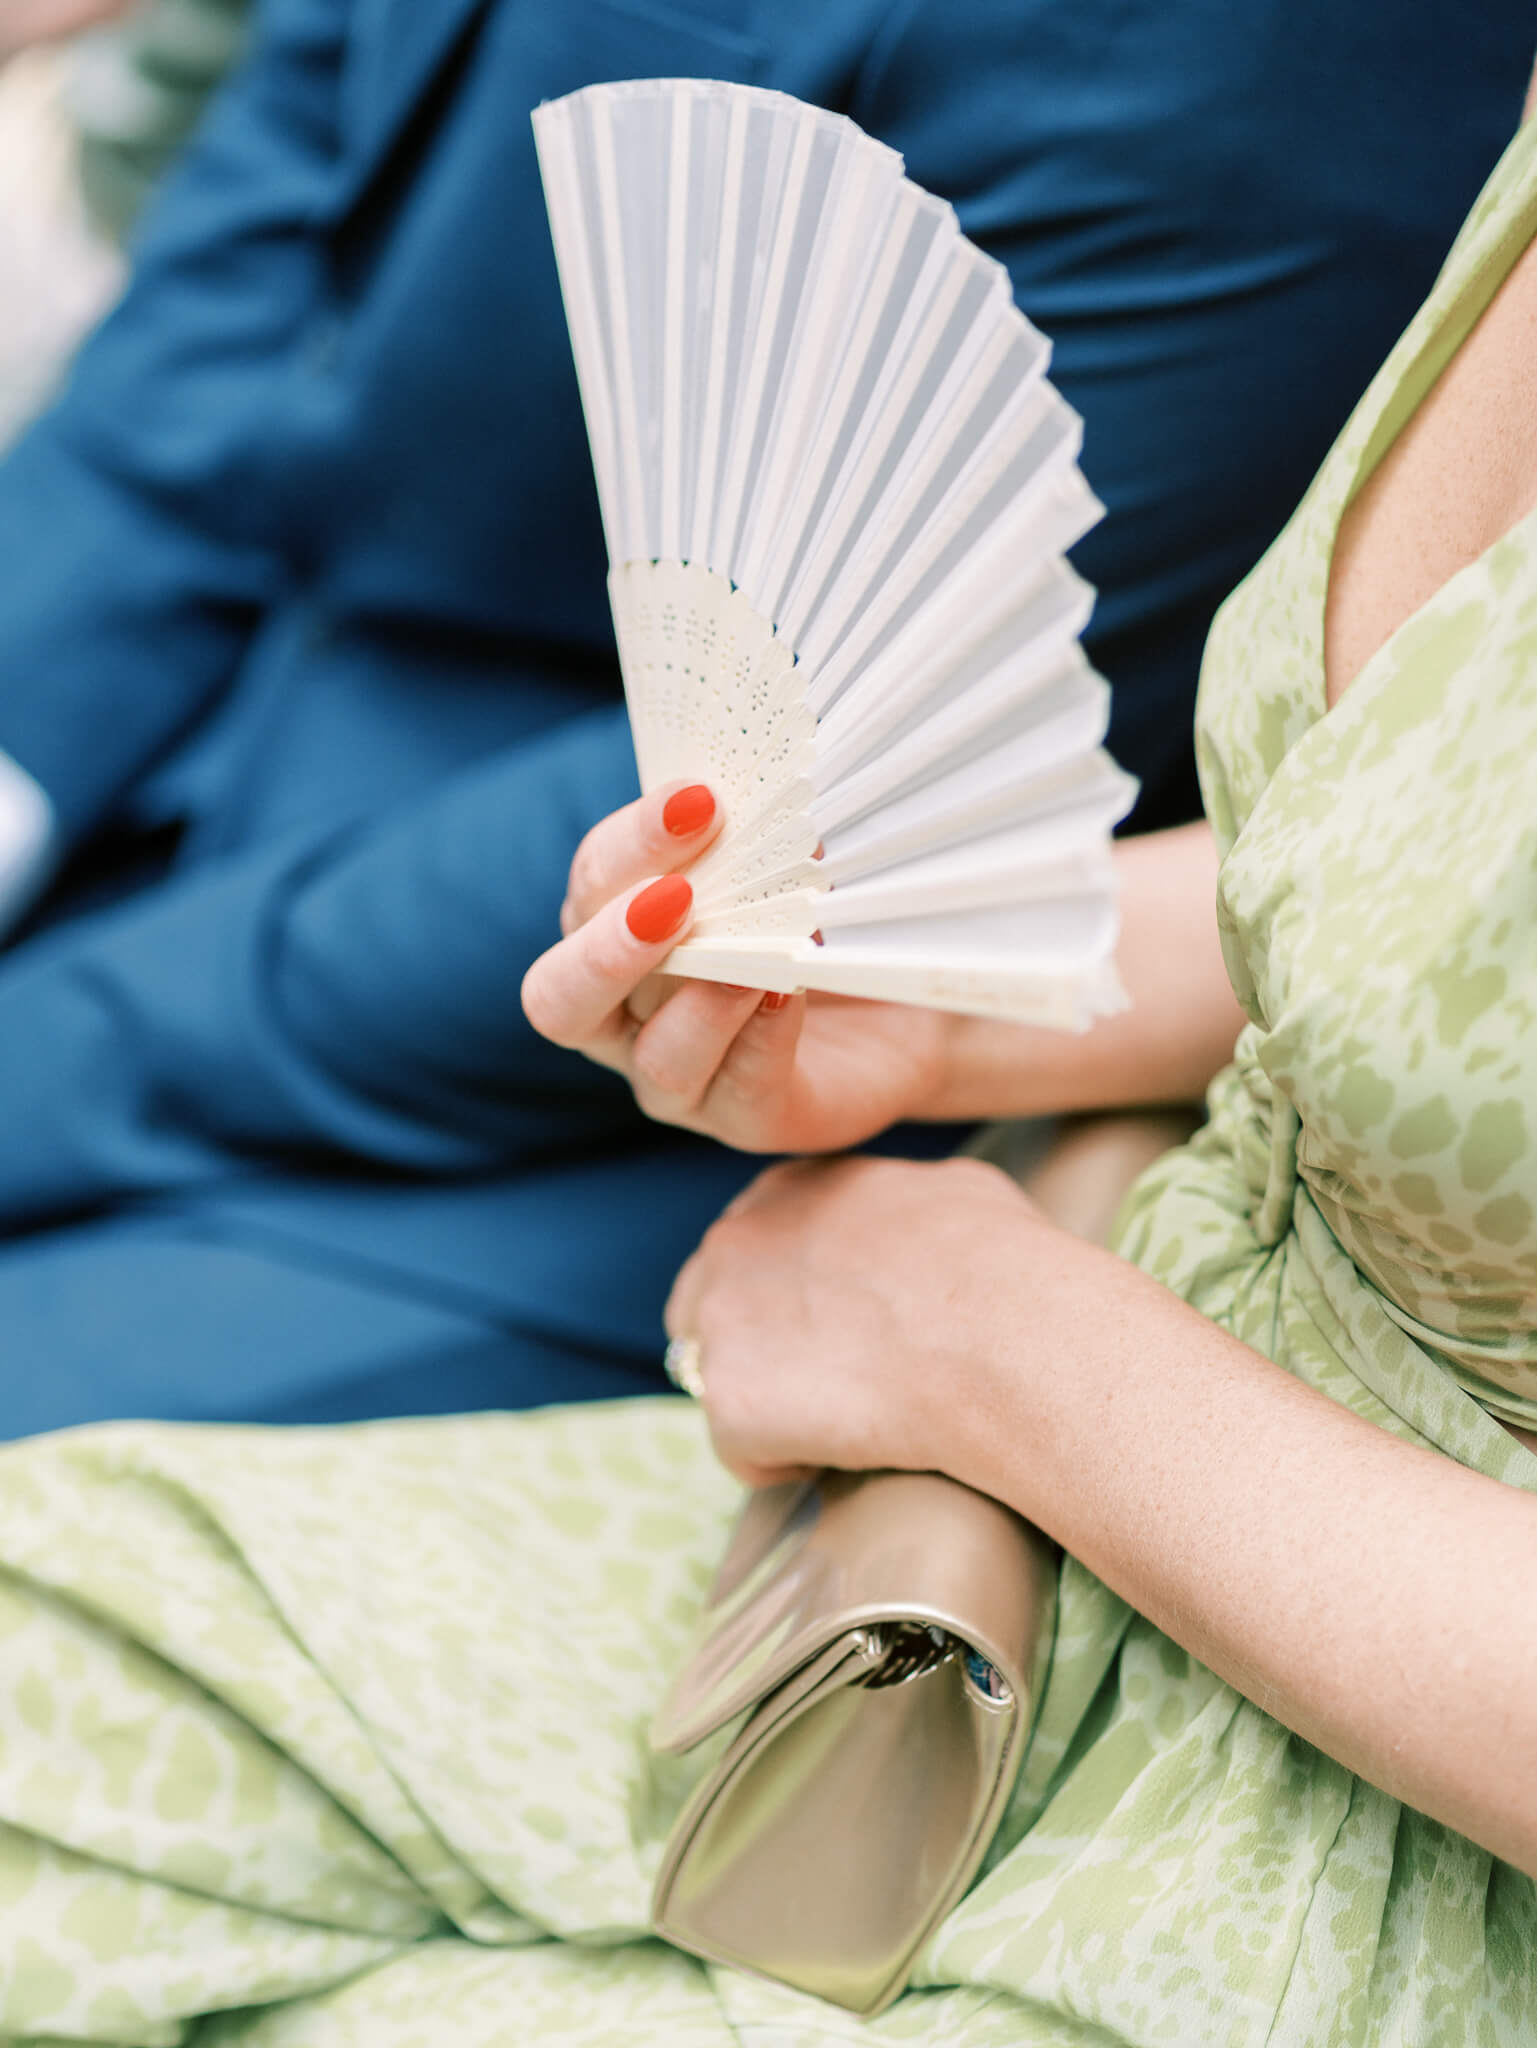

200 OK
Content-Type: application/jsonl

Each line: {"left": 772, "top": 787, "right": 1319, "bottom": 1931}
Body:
{"left": 0, "top": 113, "right": 1535, "bottom": 2048}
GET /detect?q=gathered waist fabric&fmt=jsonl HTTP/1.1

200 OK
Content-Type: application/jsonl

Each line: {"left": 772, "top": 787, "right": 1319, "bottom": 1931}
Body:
{"left": 1109, "top": 1047, "right": 1537, "bottom": 1490}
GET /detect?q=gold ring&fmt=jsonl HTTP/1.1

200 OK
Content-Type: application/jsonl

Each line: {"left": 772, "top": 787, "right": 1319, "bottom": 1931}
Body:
{"left": 664, "top": 1335, "right": 707, "bottom": 1400}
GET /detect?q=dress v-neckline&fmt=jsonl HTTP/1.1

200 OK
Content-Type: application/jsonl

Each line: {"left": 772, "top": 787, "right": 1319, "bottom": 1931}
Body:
{"left": 1312, "top": 123, "right": 1537, "bottom": 724}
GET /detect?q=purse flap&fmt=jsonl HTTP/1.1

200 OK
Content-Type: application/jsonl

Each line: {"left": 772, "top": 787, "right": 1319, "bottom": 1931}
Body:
{"left": 653, "top": 1612, "right": 1024, "bottom": 2014}
{"left": 651, "top": 1469, "right": 1054, "bottom": 1753}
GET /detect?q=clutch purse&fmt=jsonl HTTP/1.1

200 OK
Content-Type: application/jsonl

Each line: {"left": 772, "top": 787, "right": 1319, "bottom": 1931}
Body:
{"left": 650, "top": 1468, "right": 1057, "bottom": 2016}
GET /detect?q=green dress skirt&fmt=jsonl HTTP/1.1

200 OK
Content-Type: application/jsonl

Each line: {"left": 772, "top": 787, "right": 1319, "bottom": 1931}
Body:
{"left": 4, "top": 117, "right": 1537, "bottom": 2048}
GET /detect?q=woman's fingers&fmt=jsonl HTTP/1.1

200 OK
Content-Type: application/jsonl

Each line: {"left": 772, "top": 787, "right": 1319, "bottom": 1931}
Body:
{"left": 665, "top": 1160, "right": 819, "bottom": 1340}
{"left": 630, "top": 981, "right": 786, "bottom": 1117}
{"left": 664, "top": 1245, "right": 704, "bottom": 1348}
{"left": 528, "top": 778, "right": 822, "bottom": 1135}
{"left": 561, "top": 781, "right": 722, "bottom": 934}
{"left": 523, "top": 873, "right": 697, "bottom": 1050}
{"left": 696, "top": 992, "right": 805, "bottom": 1130}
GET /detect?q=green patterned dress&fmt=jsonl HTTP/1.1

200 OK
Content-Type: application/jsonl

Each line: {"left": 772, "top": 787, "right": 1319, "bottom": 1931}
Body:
{"left": 2, "top": 122, "right": 1537, "bottom": 2048}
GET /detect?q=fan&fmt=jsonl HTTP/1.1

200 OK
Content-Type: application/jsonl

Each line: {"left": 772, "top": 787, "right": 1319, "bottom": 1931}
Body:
{"left": 532, "top": 79, "right": 1135, "bottom": 1028}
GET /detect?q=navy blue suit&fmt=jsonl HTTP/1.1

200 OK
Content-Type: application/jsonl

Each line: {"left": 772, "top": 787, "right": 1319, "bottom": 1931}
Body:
{"left": 0, "top": 0, "right": 1527, "bottom": 1429}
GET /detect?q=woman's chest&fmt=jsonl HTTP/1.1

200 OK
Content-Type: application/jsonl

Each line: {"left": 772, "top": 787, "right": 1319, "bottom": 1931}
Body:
{"left": 1213, "top": 519, "right": 1537, "bottom": 1393}
{"left": 1324, "top": 232, "right": 1537, "bottom": 710}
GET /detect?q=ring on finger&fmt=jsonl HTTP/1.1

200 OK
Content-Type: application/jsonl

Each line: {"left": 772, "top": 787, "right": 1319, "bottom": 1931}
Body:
{"left": 664, "top": 1335, "right": 707, "bottom": 1401}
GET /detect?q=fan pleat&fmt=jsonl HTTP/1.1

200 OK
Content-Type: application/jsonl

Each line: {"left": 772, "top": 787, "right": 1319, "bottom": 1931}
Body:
{"left": 533, "top": 79, "right": 1137, "bottom": 1028}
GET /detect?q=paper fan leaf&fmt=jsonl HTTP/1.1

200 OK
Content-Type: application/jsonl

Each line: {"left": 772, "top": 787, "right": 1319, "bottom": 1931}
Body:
{"left": 533, "top": 79, "right": 1137, "bottom": 1028}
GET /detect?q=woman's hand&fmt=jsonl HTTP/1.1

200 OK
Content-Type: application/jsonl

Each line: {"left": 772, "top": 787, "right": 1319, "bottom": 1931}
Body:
{"left": 521, "top": 782, "right": 952, "bottom": 1154}
{"left": 663, "top": 1152, "right": 1051, "bottom": 1487}
{"left": 668, "top": 1152, "right": 1537, "bottom": 1883}
{"left": 524, "top": 796, "right": 1247, "bottom": 1144}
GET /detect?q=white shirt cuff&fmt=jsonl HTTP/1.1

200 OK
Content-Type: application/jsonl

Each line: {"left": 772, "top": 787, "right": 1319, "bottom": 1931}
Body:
{"left": 0, "top": 747, "right": 55, "bottom": 937}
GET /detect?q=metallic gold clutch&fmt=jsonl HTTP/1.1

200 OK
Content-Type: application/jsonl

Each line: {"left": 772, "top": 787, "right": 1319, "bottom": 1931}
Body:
{"left": 650, "top": 1469, "right": 1058, "bottom": 2016}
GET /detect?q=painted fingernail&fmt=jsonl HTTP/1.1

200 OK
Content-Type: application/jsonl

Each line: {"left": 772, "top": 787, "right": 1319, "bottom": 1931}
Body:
{"left": 760, "top": 991, "right": 792, "bottom": 1013}
{"left": 663, "top": 784, "right": 716, "bottom": 837}
{"left": 626, "top": 874, "right": 693, "bottom": 944}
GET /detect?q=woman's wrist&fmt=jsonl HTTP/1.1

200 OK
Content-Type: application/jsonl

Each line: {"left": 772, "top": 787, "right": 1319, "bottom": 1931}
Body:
{"left": 899, "top": 1190, "right": 1110, "bottom": 1500}
{"left": 930, "top": 1217, "right": 1210, "bottom": 1542}
{"left": 917, "top": 824, "right": 1247, "bottom": 1126}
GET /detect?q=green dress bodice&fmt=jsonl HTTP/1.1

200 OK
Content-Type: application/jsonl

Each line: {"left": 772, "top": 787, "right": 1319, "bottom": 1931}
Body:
{"left": 1117, "top": 115, "right": 1537, "bottom": 1454}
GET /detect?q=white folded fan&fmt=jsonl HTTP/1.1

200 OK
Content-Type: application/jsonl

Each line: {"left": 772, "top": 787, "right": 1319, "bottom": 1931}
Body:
{"left": 532, "top": 79, "right": 1136, "bottom": 1027}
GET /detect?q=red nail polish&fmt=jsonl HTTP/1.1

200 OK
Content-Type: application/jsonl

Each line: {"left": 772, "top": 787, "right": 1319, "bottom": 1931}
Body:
{"left": 626, "top": 874, "right": 692, "bottom": 944}
{"left": 663, "top": 784, "right": 716, "bottom": 837}
{"left": 760, "top": 991, "right": 792, "bottom": 1012}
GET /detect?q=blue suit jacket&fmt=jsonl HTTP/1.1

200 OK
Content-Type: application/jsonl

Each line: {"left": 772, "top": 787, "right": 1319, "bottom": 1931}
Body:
{"left": 0, "top": 0, "right": 1526, "bottom": 1429}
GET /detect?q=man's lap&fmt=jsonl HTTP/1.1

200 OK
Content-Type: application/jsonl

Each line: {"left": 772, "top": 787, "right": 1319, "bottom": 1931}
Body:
{"left": 0, "top": 1198, "right": 673, "bottom": 1433}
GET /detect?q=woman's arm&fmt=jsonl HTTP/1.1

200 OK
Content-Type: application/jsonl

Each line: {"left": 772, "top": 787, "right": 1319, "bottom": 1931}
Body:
{"left": 926, "top": 819, "right": 1245, "bottom": 1119}
{"left": 967, "top": 1232, "right": 1537, "bottom": 1876}
{"left": 669, "top": 1156, "right": 1537, "bottom": 1877}
{"left": 522, "top": 787, "right": 1245, "bottom": 1152}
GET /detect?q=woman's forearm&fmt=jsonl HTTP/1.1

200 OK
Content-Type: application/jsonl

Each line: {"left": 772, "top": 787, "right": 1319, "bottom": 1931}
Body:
{"left": 944, "top": 1236, "right": 1537, "bottom": 1874}
{"left": 674, "top": 1156, "right": 1537, "bottom": 1862}
{"left": 925, "top": 821, "right": 1247, "bottom": 1120}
